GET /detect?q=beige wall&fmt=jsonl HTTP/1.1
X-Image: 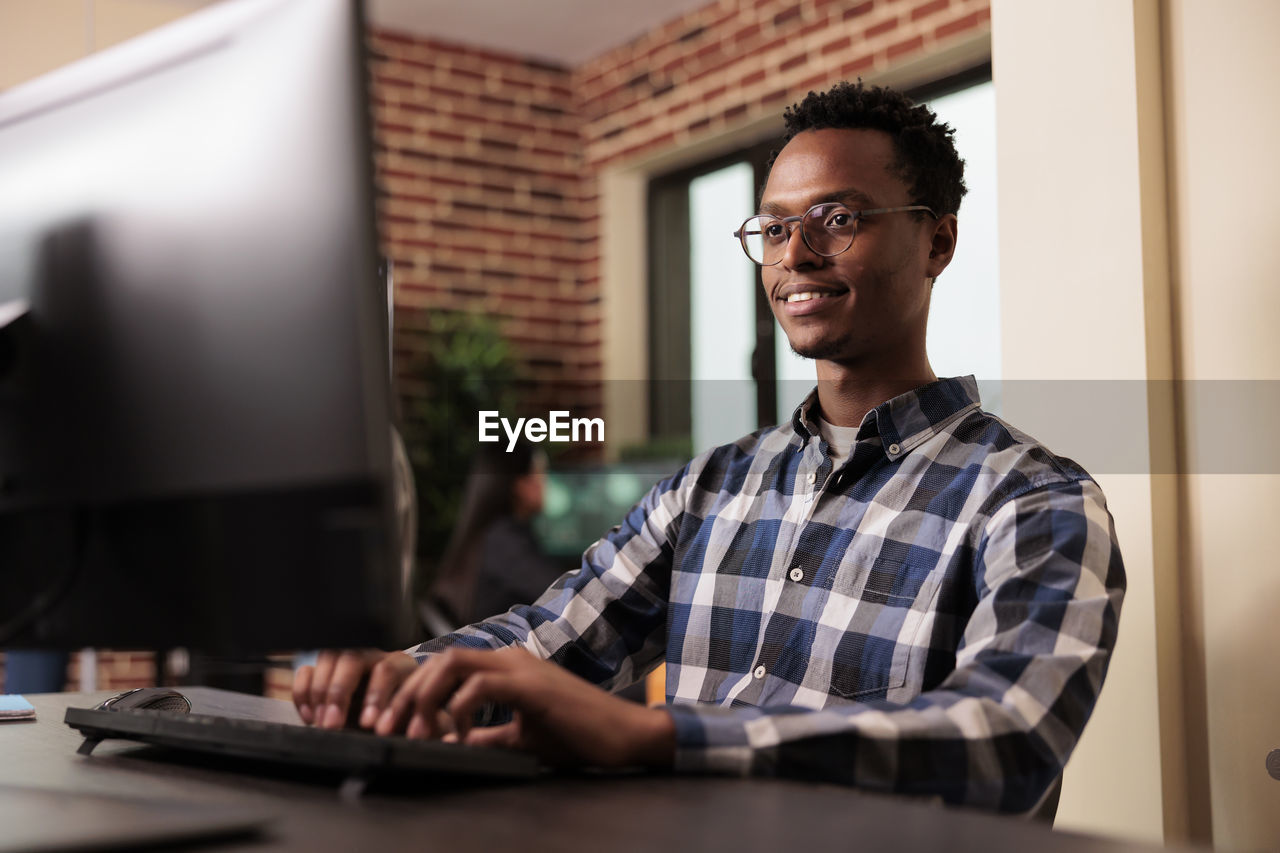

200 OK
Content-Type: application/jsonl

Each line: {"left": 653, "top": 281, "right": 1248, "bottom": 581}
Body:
{"left": 0, "top": 0, "right": 214, "bottom": 90}
{"left": 1164, "top": 1, "right": 1280, "bottom": 849}
{"left": 993, "top": 0, "right": 1280, "bottom": 848}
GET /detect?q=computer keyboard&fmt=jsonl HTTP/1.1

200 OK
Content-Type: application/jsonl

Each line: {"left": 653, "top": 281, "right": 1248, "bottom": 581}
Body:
{"left": 64, "top": 706, "right": 540, "bottom": 787}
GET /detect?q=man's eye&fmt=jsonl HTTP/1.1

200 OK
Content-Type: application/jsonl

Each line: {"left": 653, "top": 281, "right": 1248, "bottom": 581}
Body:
{"left": 763, "top": 223, "right": 787, "bottom": 240}
{"left": 826, "top": 212, "right": 853, "bottom": 229}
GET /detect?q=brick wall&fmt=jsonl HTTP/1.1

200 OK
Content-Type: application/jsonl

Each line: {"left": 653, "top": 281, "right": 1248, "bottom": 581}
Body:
{"left": 369, "top": 33, "right": 600, "bottom": 425}
{"left": 76, "top": 651, "right": 156, "bottom": 691}
{"left": 577, "top": 0, "right": 990, "bottom": 167}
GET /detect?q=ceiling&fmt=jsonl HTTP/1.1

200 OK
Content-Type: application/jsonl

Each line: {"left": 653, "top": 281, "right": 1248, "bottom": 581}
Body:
{"left": 366, "top": 0, "right": 715, "bottom": 66}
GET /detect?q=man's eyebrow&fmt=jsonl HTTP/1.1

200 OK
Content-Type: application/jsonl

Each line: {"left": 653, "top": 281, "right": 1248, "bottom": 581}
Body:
{"left": 758, "top": 188, "right": 878, "bottom": 215}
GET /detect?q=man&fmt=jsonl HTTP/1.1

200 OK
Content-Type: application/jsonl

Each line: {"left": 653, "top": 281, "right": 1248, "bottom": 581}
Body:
{"left": 294, "top": 81, "right": 1125, "bottom": 813}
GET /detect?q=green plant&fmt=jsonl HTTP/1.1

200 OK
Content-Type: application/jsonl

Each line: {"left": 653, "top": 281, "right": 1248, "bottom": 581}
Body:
{"left": 398, "top": 310, "right": 521, "bottom": 595}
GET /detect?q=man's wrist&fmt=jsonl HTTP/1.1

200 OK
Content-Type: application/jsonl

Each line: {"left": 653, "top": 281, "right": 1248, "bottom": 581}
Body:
{"left": 627, "top": 705, "right": 676, "bottom": 769}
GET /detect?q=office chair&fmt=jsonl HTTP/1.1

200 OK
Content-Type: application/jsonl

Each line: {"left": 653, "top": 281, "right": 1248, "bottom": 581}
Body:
{"left": 1030, "top": 774, "right": 1063, "bottom": 825}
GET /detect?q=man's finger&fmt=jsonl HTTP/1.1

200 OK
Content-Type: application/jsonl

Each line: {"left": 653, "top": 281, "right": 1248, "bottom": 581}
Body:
{"left": 408, "top": 649, "right": 513, "bottom": 734}
{"left": 445, "top": 670, "right": 523, "bottom": 741}
{"left": 307, "top": 651, "right": 338, "bottom": 715}
{"left": 376, "top": 661, "right": 436, "bottom": 736}
{"left": 378, "top": 649, "right": 513, "bottom": 737}
{"left": 461, "top": 720, "right": 522, "bottom": 750}
{"left": 319, "top": 651, "right": 372, "bottom": 729}
{"left": 292, "top": 665, "right": 315, "bottom": 724}
{"left": 387, "top": 649, "right": 489, "bottom": 738}
{"left": 360, "top": 652, "right": 415, "bottom": 729}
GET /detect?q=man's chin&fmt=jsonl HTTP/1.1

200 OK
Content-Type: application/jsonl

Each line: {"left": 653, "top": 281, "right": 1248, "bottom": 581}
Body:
{"left": 788, "top": 334, "right": 852, "bottom": 362}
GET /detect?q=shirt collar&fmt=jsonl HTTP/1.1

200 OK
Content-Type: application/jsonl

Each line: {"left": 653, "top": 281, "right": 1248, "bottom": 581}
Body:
{"left": 790, "top": 376, "right": 983, "bottom": 459}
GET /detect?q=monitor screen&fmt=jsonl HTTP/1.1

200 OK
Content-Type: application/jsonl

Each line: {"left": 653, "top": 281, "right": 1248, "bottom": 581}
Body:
{"left": 0, "top": 0, "right": 411, "bottom": 653}
{"left": 535, "top": 462, "right": 677, "bottom": 566}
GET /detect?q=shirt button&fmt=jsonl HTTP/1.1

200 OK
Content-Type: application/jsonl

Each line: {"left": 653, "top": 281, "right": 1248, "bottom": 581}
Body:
{"left": 888, "top": 443, "right": 901, "bottom": 455}
{"left": 806, "top": 472, "right": 816, "bottom": 484}
{"left": 789, "top": 567, "right": 804, "bottom": 582}
{"left": 753, "top": 665, "right": 766, "bottom": 679}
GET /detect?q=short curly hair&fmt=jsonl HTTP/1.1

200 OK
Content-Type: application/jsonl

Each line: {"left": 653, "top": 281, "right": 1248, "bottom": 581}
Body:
{"left": 774, "top": 81, "right": 967, "bottom": 217}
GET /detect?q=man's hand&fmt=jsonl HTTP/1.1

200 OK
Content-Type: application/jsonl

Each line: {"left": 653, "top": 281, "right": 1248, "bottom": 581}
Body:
{"left": 292, "top": 649, "right": 417, "bottom": 730}
{"left": 375, "top": 646, "right": 676, "bottom": 769}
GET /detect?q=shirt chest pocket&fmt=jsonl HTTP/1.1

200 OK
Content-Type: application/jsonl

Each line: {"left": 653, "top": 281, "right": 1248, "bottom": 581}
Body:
{"left": 821, "top": 546, "right": 945, "bottom": 700}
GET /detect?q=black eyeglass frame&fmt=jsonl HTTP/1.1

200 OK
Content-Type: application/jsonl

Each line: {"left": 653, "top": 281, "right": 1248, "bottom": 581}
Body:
{"left": 733, "top": 203, "right": 939, "bottom": 266}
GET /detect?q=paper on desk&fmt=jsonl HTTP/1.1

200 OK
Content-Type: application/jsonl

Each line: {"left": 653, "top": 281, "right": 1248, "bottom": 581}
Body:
{"left": 0, "top": 695, "right": 36, "bottom": 721}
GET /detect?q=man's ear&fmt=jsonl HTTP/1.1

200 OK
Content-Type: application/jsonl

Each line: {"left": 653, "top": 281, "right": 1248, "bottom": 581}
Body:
{"left": 925, "top": 214, "right": 958, "bottom": 279}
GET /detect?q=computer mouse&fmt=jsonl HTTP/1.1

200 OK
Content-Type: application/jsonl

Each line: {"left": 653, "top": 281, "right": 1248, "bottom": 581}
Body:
{"left": 94, "top": 687, "right": 192, "bottom": 713}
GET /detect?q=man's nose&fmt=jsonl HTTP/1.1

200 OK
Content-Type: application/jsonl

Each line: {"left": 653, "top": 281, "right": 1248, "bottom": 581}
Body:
{"left": 779, "top": 222, "right": 823, "bottom": 269}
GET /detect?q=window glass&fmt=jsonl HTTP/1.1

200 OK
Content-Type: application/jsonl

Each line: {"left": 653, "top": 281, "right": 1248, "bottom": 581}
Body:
{"left": 689, "top": 162, "right": 757, "bottom": 453}
{"left": 924, "top": 80, "right": 1001, "bottom": 412}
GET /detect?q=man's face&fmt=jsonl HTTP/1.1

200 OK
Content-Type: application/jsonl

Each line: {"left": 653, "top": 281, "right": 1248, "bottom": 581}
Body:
{"left": 759, "top": 128, "right": 952, "bottom": 371}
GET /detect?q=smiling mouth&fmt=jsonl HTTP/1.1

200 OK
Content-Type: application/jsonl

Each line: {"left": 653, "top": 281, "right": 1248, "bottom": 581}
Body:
{"left": 782, "top": 290, "right": 843, "bottom": 303}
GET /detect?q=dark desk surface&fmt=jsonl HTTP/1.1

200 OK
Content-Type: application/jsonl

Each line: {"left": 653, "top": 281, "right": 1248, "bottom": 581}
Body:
{"left": 0, "top": 688, "right": 1169, "bottom": 853}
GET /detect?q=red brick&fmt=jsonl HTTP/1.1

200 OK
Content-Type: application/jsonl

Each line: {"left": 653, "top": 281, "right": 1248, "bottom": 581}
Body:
{"left": 865, "top": 17, "right": 899, "bottom": 38}
{"left": 695, "top": 41, "right": 723, "bottom": 63}
{"left": 910, "top": 0, "right": 949, "bottom": 21}
{"left": 395, "top": 55, "right": 439, "bottom": 73}
{"left": 840, "top": 54, "right": 876, "bottom": 77}
{"left": 773, "top": 6, "right": 802, "bottom": 26}
{"left": 750, "top": 34, "right": 790, "bottom": 58}
{"left": 647, "top": 131, "right": 677, "bottom": 149}
{"left": 687, "top": 64, "right": 720, "bottom": 85}
{"left": 393, "top": 101, "right": 438, "bottom": 117}
{"left": 843, "top": 1, "right": 875, "bottom": 21}
{"left": 800, "top": 71, "right": 835, "bottom": 92}
{"left": 760, "top": 87, "right": 790, "bottom": 106}
{"left": 798, "top": 20, "right": 829, "bottom": 39}
{"left": 822, "top": 35, "right": 853, "bottom": 55}
{"left": 780, "top": 53, "right": 809, "bottom": 72}
{"left": 500, "top": 76, "right": 537, "bottom": 91}
{"left": 886, "top": 34, "right": 925, "bottom": 61}
{"left": 426, "top": 83, "right": 468, "bottom": 100}
{"left": 935, "top": 8, "right": 990, "bottom": 40}
{"left": 733, "top": 22, "right": 762, "bottom": 44}
{"left": 427, "top": 129, "right": 466, "bottom": 144}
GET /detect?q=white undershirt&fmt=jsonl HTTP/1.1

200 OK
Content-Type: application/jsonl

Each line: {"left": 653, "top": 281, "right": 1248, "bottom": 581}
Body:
{"left": 815, "top": 416, "right": 860, "bottom": 469}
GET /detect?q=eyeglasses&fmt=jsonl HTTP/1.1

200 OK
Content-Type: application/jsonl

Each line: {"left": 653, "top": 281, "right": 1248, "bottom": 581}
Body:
{"left": 733, "top": 202, "right": 938, "bottom": 266}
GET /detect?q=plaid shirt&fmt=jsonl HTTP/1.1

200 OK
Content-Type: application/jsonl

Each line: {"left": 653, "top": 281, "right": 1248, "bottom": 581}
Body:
{"left": 415, "top": 376, "right": 1125, "bottom": 812}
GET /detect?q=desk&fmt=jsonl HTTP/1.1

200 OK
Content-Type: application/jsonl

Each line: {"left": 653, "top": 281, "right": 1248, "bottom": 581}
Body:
{"left": 1, "top": 688, "right": 1170, "bottom": 853}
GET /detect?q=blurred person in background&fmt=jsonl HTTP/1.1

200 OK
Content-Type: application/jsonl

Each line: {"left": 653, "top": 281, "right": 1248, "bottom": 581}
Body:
{"left": 422, "top": 440, "right": 562, "bottom": 635}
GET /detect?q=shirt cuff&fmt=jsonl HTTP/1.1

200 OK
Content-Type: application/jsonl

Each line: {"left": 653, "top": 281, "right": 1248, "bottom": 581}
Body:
{"left": 666, "top": 702, "right": 768, "bottom": 776}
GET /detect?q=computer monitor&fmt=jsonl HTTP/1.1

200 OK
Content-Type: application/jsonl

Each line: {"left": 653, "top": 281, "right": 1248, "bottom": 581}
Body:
{"left": 0, "top": 0, "right": 412, "bottom": 653}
